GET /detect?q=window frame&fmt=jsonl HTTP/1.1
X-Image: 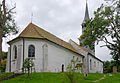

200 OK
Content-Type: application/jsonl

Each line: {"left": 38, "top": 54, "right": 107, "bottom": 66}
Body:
{"left": 28, "top": 45, "right": 35, "bottom": 58}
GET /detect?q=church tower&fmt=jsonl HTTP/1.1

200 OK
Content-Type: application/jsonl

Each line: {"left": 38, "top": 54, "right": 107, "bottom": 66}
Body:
{"left": 79, "top": 1, "right": 95, "bottom": 56}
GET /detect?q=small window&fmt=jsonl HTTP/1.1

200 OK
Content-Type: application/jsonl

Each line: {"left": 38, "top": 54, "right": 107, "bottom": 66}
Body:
{"left": 28, "top": 45, "right": 35, "bottom": 57}
{"left": 94, "top": 61, "right": 96, "bottom": 67}
{"left": 14, "top": 45, "right": 17, "bottom": 59}
{"left": 77, "top": 57, "right": 79, "bottom": 61}
{"left": 98, "top": 62, "right": 99, "bottom": 66}
{"left": 90, "top": 59, "right": 92, "bottom": 70}
{"left": 73, "top": 56, "right": 75, "bottom": 59}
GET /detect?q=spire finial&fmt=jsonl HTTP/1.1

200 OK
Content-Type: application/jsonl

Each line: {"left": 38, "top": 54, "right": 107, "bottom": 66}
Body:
{"left": 31, "top": 12, "right": 33, "bottom": 23}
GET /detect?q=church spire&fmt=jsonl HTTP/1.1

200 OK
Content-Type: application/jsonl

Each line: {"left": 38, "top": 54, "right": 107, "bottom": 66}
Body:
{"left": 81, "top": 0, "right": 90, "bottom": 34}
{"left": 83, "top": 0, "right": 89, "bottom": 23}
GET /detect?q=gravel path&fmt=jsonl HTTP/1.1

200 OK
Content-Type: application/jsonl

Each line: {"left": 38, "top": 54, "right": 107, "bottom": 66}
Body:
{"left": 93, "top": 75, "right": 106, "bottom": 82}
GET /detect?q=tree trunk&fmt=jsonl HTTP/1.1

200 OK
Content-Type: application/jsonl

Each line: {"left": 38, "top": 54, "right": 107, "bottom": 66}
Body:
{"left": 28, "top": 68, "right": 30, "bottom": 78}
{"left": 0, "top": 28, "right": 3, "bottom": 67}
{"left": 31, "top": 66, "right": 32, "bottom": 78}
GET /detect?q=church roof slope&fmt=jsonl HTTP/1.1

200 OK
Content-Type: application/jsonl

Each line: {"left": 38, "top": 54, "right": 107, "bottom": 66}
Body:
{"left": 19, "top": 23, "right": 84, "bottom": 56}
{"left": 19, "top": 23, "right": 44, "bottom": 38}
{"left": 70, "top": 39, "right": 88, "bottom": 52}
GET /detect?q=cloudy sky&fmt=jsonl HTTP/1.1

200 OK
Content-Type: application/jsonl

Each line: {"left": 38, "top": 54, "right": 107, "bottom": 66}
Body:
{"left": 3, "top": 0, "right": 112, "bottom": 61}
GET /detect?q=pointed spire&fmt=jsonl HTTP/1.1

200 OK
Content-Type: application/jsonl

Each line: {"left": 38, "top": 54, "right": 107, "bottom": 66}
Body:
{"left": 83, "top": 0, "right": 89, "bottom": 22}
{"left": 31, "top": 12, "right": 33, "bottom": 23}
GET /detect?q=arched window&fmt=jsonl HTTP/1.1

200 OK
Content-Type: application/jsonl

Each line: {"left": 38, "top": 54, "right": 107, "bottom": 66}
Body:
{"left": 28, "top": 45, "right": 35, "bottom": 57}
{"left": 98, "top": 62, "right": 99, "bottom": 66}
{"left": 90, "top": 59, "right": 92, "bottom": 70}
{"left": 94, "top": 61, "right": 96, "bottom": 67}
{"left": 14, "top": 45, "right": 17, "bottom": 59}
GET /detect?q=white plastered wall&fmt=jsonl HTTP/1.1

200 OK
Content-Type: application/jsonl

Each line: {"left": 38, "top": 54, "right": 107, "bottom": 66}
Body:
{"left": 23, "top": 38, "right": 83, "bottom": 72}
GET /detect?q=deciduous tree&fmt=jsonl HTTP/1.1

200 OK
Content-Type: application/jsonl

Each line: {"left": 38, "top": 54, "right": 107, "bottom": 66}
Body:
{"left": 81, "top": 0, "right": 120, "bottom": 63}
{"left": 0, "top": 0, "right": 18, "bottom": 67}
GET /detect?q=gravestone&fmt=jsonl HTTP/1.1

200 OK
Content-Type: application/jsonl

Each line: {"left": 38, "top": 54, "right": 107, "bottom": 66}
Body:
{"left": 113, "top": 66, "right": 117, "bottom": 73}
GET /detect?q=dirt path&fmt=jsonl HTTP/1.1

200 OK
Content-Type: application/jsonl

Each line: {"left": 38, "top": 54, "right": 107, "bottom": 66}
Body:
{"left": 93, "top": 75, "right": 106, "bottom": 82}
{"left": 0, "top": 73, "right": 24, "bottom": 82}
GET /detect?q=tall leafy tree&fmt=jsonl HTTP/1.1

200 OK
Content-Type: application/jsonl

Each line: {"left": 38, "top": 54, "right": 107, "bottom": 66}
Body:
{"left": 80, "top": 0, "right": 120, "bottom": 63}
{"left": 0, "top": 0, "right": 18, "bottom": 66}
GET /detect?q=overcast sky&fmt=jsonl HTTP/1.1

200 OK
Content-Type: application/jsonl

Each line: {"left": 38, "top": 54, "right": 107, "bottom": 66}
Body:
{"left": 2, "top": 0, "right": 112, "bottom": 61}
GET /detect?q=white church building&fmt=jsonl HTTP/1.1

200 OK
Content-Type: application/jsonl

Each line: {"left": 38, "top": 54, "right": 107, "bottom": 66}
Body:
{"left": 6, "top": 2, "right": 103, "bottom": 73}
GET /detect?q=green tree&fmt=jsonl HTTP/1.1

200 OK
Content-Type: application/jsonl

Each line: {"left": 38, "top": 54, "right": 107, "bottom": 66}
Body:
{"left": 23, "top": 58, "right": 34, "bottom": 78}
{"left": 104, "top": 61, "right": 112, "bottom": 73}
{"left": 0, "top": 51, "right": 7, "bottom": 72}
{"left": 0, "top": 0, "right": 18, "bottom": 67}
{"left": 104, "top": 60, "right": 120, "bottom": 73}
{"left": 2, "top": 51, "right": 7, "bottom": 60}
{"left": 80, "top": 0, "right": 120, "bottom": 66}
{"left": 66, "top": 57, "right": 83, "bottom": 83}
{"left": 1, "top": 58, "right": 7, "bottom": 72}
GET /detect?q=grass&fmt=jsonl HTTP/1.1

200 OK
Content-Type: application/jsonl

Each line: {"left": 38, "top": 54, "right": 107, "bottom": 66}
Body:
{"left": 0, "top": 72, "right": 120, "bottom": 83}
{"left": 1, "top": 72, "right": 104, "bottom": 83}
{"left": 1, "top": 72, "right": 65, "bottom": 83}
{"left": 98, "top": 73, "right": 120, "bottom": 83}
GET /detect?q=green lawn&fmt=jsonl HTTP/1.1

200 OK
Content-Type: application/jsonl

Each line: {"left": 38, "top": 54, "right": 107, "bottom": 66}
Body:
{"left": 98, "top": 73, "right": 120, "bottom": 83}
{"left": 0, "top": 72, "right": 120, "bottom": 83}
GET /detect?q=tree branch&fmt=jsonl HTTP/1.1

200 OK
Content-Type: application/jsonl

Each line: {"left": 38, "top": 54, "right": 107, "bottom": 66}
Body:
{"left": 6, "top": 6, "right": 16, "bottom": 14}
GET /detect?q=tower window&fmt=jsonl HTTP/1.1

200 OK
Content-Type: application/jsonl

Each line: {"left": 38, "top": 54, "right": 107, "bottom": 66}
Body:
{"left": 28, "top": 45, "right": 35, "bottom": 57}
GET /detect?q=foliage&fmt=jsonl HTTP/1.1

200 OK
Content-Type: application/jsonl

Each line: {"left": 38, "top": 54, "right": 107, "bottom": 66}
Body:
{"left": 80, "top": 0, "right": 120, "bottom": 63}
{"left": 104, "top": 60, "right": 120, "bottom": 73}
{"left": 23, "top": 58, "right": 34, "bottom": 78}
{"left": 0, "top": 52, "right": 7, "bottom": 72}
{"left": 0, "top": 0, "right": 18, "bottom": 37}
{"left": 0, "top": 0, "right": 18, "bottom": 68}
{"left": 104, "top": 61, "right": 113, "bottom": 73}
{"left": 2, "top": 52, "right": 7, "bottom": 60}
{"left": 0, "top": 59, "right": 7, "bottom": 72}
{"left": 66, "top": 57, "right": 83, "bottom": 83}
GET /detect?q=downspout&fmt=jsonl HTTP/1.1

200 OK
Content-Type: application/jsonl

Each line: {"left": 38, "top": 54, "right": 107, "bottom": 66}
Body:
{"left": 9, "top": 44, "right": 11, "bottom": 72}
{"left": 23, "top": 38, "right": 25, "bottom": 63}
{"left": 22, "top": 38, "right": 25, "bottom": 72}
{"left": 87, "top": 54, "right": 89, "bottom": 73}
